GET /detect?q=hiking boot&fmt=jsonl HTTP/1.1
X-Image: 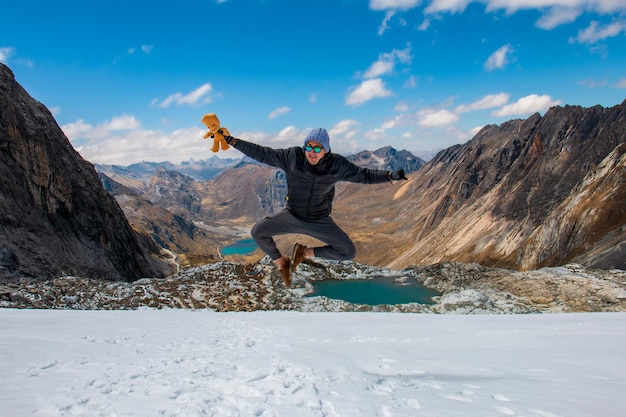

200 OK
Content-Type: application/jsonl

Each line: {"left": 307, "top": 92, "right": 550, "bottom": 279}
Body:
{"left": 277, "top": 258, "right": 292, "bottom": 288}
{"left": 291, "top": 243, "right": 306, "bottom": 273}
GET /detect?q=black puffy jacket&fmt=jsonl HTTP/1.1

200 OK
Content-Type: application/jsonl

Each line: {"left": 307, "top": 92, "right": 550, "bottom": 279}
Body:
{"left": 232, "top": 139, "right": 391, "bottom": 220}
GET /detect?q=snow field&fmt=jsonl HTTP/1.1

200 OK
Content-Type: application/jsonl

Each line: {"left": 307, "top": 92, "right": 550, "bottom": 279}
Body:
{"left": 1, "top": 309, "right": 625, "bottom": 417}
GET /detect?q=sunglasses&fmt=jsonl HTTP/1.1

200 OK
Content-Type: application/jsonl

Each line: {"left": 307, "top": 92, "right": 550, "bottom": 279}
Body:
{"left": 304, "top": 145, "right": 324, "bottom": 153}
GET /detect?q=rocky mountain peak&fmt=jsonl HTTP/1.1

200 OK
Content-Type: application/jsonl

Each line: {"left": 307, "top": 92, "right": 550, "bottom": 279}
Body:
{"left": 0, "top": 63, "right": 169, "bottom": 281}
{"left": 346, "top": 146, "right": 425, "bottom": 172}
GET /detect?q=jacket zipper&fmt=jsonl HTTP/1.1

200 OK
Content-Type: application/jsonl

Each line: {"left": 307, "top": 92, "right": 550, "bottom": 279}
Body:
{"left": 305, "top": 173, "right": 316, "bottom": 218}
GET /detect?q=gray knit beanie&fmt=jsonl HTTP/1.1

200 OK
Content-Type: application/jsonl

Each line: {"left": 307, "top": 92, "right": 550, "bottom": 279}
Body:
{"left": 304, "top": 128, "right": 330, "bottom": 152}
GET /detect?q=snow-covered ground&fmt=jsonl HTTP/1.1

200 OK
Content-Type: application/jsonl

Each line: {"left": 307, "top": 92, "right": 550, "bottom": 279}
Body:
{"left": 1, "top": 309, "right": 624, "bottom": 417}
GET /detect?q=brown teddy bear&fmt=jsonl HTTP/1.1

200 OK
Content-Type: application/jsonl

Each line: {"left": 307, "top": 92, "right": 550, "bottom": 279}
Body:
{"left": 201, "top": 113, "right": 230, "bottom": 152}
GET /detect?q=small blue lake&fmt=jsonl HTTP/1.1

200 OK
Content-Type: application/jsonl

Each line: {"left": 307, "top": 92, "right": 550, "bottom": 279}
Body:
{"left": 221, "top": 239, "right": 258, "bottom": 255}
{"left": 307, "top": 277, "right": 440, "bottom": 306}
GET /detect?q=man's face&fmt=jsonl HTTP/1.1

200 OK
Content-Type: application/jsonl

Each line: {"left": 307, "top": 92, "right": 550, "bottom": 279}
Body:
{"left": 304, "top": 141, "right": 326, "bottom": 165}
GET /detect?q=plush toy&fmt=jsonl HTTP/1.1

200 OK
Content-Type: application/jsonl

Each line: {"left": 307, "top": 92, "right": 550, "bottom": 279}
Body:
{"left": 201, "top": 113, "right": 230, "bottom": 152}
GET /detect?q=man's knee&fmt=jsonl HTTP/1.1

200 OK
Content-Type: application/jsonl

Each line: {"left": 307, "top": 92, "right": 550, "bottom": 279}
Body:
{"left": 343, "top": 243, "right": 357, "bottom": 260}
{"left": 333, "top": 240, "right": 356, "bottom": 260}
{"left": 251, "top": 217, "right": 272, "bottom": 240}
{"left": 250, "top": 220, "right": 262, "bottom": 240}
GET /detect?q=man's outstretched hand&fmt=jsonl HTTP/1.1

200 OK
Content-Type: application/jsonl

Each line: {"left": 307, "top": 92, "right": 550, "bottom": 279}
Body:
{"left": 389, "top": 169, "right": 407, "bottom": 181}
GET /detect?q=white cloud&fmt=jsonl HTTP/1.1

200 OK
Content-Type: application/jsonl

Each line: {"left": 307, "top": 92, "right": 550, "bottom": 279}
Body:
{"left": 616, "top": 78, "right": 626, "bottom": 88}
{"left": 331, "top": 119, "right": 360, "bottom": 135}
{"left": 425, "top": 0, "right": 472, "bottom": 14}
{"left": 369, "top": 0, "right": 421, "bottom": 11}
{"left": 492, "top": 94, "right": 561, "bottom": 117}
{"left": 330, "top": 119, "right": 360, "bottom": 140}
{"left": 63, "top": 117, "right": 321, "bottom": 165}
{"left": 377, "top": 10, "right": 396, "bottom": 35}
{"left": 536, "top": 6, "right": 582, "bottom": 29}
{"left": 571, "top": 20, "right": 626, "bottom": 44}
{"left": 0, "top": 46, "right": 14, "bottom": 63}
{"left": 89, "top": 128, "right": 215, "bottom": 165}
{"left": 417, "top": 108, "right": 459, "bottom": 128}
{"left": 445, "top": 125, "right": 473, "bottom": 143}
{"left": 394, "top": 45, "right": 412, "bottom": 63}
{"left": 159, "top": 83, "right": 213, "bottom": 108}
{"left": 456, "top": 93, "right": 510, "bottom": 113}
{"left": 64, "top": 119, "right": 241, "bottom": 165}
{"left": 278, "top": 125, "right": 298, "bottom": 137}
{"left": 485, "top": 44, "right": 513, "bottom": 71}
{"left": 363, "top": 57, "right": 396, "bottom": 79}
{"left": 268, "top": 106, "right": 291, "bottom": 119}
{"left": 421, "top": 1, "right": 626, "bottom": 29}
{"left": 62, "top": 115, "right": 142, "bottom": 144}
{"left": 62, "top": 119, "right": 93, "bottom": 141}
{"left": 128, "top": 45, "right": 154, "bottom": 54}
{"left": 363, "top": 128, "right": 388, "bottom": 141}
{"left": 394, "top": 100, "right": 410, "bottom": 112}
{"left": 381, "top": 114, "right": 408, "bottom": 129}
{"left": 345, "top": 78, "right": 393, "bottom": 106}
{"left": 370, "top": 0, "right": 626, "bottom": 34}
{"left": 418, "top": 16, "right": 432, "bottom": 31}
{"left": 249, "top": 128, "right": 299, "bottom": 146}
{"left": 107, "top": 115, "right": 141, "bottom": 130}
{"left": 588, "top": 43, "right": 609, "bottom": 58}
{"left": 309, "top": 93, "right": 318, "bottom": 103}
{"left": 368, "top": 0, "right": 626, "bottom": 38}
{"left": 483, "top": 0, "right": 626, "bottom": 16}
{"left": 470, "top": 125, "right": 485, "bottom": 136}
{"left": 362, "top": 45, "right": 412, "bottom": 79}
{"left": 578, "top": 77, "right": 609, "bottom": 88}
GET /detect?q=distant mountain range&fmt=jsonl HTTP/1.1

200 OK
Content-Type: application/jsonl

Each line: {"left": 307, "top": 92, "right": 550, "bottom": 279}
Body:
{"left": 1, "top": 60, "right": 624, "bottom": 282}
{"left": 95, "top": 146, "right": 426, "bottom": 183}
{"left": 95, "top": 156, "right": 240, "bottom": 183}
{"left": 95, "top": 145, "right": 426, "bottom": 266}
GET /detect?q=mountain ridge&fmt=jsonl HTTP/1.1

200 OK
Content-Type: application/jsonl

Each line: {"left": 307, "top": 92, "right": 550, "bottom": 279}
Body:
{"left": 333, "top": 102, "right": 626, "bottom": 270}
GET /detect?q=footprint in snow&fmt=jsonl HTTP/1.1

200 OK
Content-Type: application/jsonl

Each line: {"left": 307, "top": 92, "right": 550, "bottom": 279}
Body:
{"left": 440, "top": 392, "right": 474, "bottom": 403}
{"left": 494, "top": 405, "right": 516, "bottom": 415}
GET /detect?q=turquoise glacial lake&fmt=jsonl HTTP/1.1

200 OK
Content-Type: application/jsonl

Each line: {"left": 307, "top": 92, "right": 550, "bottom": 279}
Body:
{"left": 221, "top": 239, "right": 258, "bottom": 255}
{"left": 307, "top": 277, "right": 440, "bottom": 306}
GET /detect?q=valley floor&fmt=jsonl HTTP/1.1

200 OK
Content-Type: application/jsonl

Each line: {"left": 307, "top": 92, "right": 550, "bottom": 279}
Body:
{"left": 1, "top": 309, "right": 624, "bottom": 417}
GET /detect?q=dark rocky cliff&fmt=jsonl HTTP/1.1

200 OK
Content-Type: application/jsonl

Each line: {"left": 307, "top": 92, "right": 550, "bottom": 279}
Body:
{"left": 0, "top": 63, "right": 168, "bottom": 281}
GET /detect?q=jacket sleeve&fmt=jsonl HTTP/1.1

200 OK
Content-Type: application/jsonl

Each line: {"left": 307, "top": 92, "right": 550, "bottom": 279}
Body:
{"left": 335, "top": 155, "right": 390, "bottom": 184}
{"left": 230, "top": 138, "right": 291, "bottom": 170}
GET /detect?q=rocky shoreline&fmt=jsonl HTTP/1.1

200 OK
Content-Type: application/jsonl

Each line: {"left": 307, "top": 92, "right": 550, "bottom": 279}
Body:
{"left": 2, "top": 259, "right": 625, "bottom": 313}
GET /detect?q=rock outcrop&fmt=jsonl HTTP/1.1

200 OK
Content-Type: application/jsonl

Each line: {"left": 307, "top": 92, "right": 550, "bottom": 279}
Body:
{"left": 1, "top": 259, "right": 624, "bottom": 313}
{"left": 0, "top": 63, "right": 168, "bottom": 281}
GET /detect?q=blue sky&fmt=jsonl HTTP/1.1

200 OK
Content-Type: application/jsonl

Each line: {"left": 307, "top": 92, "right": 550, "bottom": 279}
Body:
{"left": 2, "top": 0, "right": 625, "bottom": 165}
